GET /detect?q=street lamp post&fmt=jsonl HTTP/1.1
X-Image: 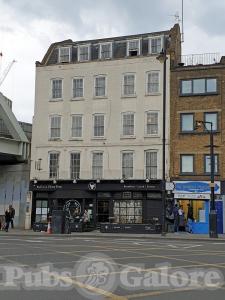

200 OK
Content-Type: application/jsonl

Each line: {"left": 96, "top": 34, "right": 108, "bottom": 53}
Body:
{"left": 156, "top": 36, "right": 168, "bottom": 236}
{"left": 195, "top": 120, "right": 218, "bottom": 238}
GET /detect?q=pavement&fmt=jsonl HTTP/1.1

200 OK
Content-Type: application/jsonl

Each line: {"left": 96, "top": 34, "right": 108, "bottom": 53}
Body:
{"left": 1, "top": 229, "right": 225, "bottom": 241}
{"left": 0, "top": 234, "right": 225, "bottom": 299}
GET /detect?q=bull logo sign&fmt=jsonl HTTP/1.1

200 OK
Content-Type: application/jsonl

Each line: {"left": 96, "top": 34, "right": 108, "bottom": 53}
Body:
{"left": 88, "top": 182, "right": 96, "bottom": 191}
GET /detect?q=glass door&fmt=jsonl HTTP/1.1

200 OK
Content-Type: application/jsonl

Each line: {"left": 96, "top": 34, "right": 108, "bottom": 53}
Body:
{"left": 97, "top": 200, "right": 109, "bottom": 223}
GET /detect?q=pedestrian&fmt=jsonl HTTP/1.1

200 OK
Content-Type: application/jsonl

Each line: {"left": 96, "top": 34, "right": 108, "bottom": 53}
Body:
{"left": 173, "top": 204, "right": 179, "bottom": 233}
{"left": 178, "top": 205, "right": 185, "bottom": 231}
{"left": 9, "top": 204, "right": 15, "bottom": 229}
{"left": 83, "top": 209, "right": 89, "bottom": 224}
{"left": 4, "top": 209, "right": 11, "bottom": 232}
{"left": 187, "top": 204, "right": 194, "bottom": 233}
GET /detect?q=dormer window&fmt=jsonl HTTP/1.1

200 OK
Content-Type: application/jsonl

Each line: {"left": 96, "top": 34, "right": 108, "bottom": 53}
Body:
{"left": 127, "top": 39, "right": 140, "bottom": 56}
{"left": 78, "top": 45, "right": 90, "bottom": 62}
{"left": 59, "top": 47, "right": 70, "bottom": 63}
{"left": 149, "top": 37, "right": 162, "bottom": 54}
{"left": 100, "top": 43, "right": 112, "bottom": 59}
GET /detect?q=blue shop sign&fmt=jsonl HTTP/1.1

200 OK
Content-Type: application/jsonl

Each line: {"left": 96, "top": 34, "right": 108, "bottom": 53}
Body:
{"left": 173, "top": 181, "right": 220, "bottom": 194}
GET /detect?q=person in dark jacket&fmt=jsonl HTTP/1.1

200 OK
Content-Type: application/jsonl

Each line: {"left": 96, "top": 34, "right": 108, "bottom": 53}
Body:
{"left": 5, "top": 209, "right": 11, "bottom": 232}
{"left": 9, "top": 205, "right": 15, "bottom": 228}
{"left": 173, "top": 204, "right": 179, "bottom": 233}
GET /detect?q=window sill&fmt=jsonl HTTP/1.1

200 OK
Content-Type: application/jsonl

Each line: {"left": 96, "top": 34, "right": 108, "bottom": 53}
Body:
{"left": 91, "top": 137, "right": 106, "bottom": 140}
{"left": 93, "top": 96, "right": 108, "bottom": 100}
{"left": 121, "top": 95, "right": 137, "bottom": 99}
{"left": 180, "top": 92, "right": 218, "bottom": 97}
{"left": 49, "top": 99, "right": 63, "bottom": 102}
{"left": 70, "top": 98, "right": 85, "bottom": 101}
{"left": 48, "top": 138, "right": 62, "bottom": 141}
{"left": 120, "top": 136, "right": 136, "bottom": 139}
{"left": 144, "top": 134, "right": 160, "bottom": 138}
{"left": 179, "top": 173, "right": 195, "bottom": 176}
{"left": 145, "top": 92, "right": 161, "bottom": 96}
{"left": 69, "top": 138, "right": 83, "bottom": 141}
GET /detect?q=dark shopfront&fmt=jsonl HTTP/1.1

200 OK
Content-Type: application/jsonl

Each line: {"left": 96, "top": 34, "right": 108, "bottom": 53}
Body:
{"left": 30, "top": 179, "right": 163, "bottom": 232}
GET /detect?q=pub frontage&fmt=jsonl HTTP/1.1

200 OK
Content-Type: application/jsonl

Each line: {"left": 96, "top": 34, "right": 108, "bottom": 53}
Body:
{"left": 29, "top": 179, "right": 163, "bottom": 233}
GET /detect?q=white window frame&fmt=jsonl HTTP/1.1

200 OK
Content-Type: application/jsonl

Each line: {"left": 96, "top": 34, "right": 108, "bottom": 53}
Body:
{"left": 58, "top": 46, "right": 71, "bottom": 63}
{"left": 70, "top": 151, "right": 81, "bottom": 179}
{"left": 145, "top": 150, "right": 158, "bottom": 179}
{"left": 71, "top": 114, "right": 83, "bottom": 139}
{"left": 127, "top": 39, "right": 141, "bottom": 56}
{"left": 93, "top": 114, "right": 105, "bottom": 138}
{"left": 72, "top": 77, "right": 84, "bottom": 99}
{"left": 99, "top": 42, "right": 112, "bottom": 59}
{"left": 148, "top": 36, "right": 163, "bottom": 54}
{"left": 121, "top": 151, "right": 134, "bottom": 179}
{"left": 51, "top": 78, "right": 63, "bottom": 100}
{"left": 92, "top": 151, "right": 104, "bottom": 179}
{"left": 145, "top": 111, "right": 159, "bottom": 136}
{"left": 146, "top": 71, "right": 160, "bottom": 94}
{"left": 49, "top": 115, "right": 62, "bottom": 140}
{"left": 48, "top": 151, "right": 60, "bottom": 179}
{"left": 78, "top": 44, "right": 90, "bottom": 62}
{"left": 94, "top": 75, "right": 107, "bottom": 97}
{"left": 122, "top": 73, "right": 136, "bottom": 97}
{"left": 121, "top": 112, "right": 135, "bottom": 137}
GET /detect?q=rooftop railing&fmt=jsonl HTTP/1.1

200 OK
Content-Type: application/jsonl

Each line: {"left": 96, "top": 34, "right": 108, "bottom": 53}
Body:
{"left": 181, "top": 53, "right": 220, "bottom": 66}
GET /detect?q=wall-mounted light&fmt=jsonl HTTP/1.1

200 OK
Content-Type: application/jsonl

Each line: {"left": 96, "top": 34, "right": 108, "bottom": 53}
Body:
{"left": 73, "top": 179, "right": 77, "bottom": 184}
{"left": 34, "top": 179, "right": 38, "bottom": 184}
{"left": 96, "top": 179, "right": 100, "bottom": 183}
{"left": 146, "top": 178, "right": 150, "bottom": 183}
{"left": 53, "top": 179, "right": 57, "bottom": 184}
{"left": 120, "top": 179, "right": 124, "bottom": 183}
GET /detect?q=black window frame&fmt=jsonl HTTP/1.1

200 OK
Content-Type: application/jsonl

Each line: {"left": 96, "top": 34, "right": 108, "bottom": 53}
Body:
{"left": 180, "top": 154, "right": 195, "bottom": 175}
{"left": 204, "top": 154, "right": 219, "bottom": 175}
{"left": 204, "top": 112, "right": 218, "bottom": 132}
{"left": 180, "top": 78, "right": 218, "bottom": 96}
{"left": 180, "top": 113, "right": 194, "bottom": 133}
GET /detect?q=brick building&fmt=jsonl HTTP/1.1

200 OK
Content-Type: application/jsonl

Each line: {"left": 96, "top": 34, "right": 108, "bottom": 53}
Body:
{"left": 170, "top": 55, "right": 225, "bottom": 233}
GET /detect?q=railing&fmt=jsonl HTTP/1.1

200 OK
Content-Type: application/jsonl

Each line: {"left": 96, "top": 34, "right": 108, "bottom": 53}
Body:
{"left": 181, "top": 53, "right": 220, "bottom": 66}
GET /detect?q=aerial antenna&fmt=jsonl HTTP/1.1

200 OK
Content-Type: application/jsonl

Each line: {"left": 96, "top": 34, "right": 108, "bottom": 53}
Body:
{"left": 181, "top": 0, "right": 184, "bottom": 43}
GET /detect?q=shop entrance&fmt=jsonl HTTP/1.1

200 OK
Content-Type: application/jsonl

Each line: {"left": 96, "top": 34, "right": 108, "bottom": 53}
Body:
{"left": 97, "top": 200, "right": 109, "bottom": 223}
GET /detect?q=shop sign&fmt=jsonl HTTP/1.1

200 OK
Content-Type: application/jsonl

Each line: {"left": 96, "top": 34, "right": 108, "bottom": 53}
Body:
{"left": 173, "top": 181, "right": 220, "bottom": 194}
{"left": 35, "top": 184, "right": 62, "bottom": 190}
{"left": 174, "top": 193, "right": 211, "bottom": 200}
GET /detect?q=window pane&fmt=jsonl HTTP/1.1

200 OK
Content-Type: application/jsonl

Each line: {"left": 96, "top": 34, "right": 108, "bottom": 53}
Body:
{"left": 94, "top": 115, "right": 104, "bottom": 137}
{"left": 49, "top": 152, "right": 59, "bottom": 178}
{"left": 181, "top": 80, "right": 192, "bottom": 94}
{"left": 72, "top": 115, "right": 82, "bottom": 137}
{"left": 113, "top": 200, "right": 142, "bottom": 224}
{"left": 145, "top": 151, "right": 157, "bottom": 179}
{"left": 50, "top": 116, "right": 61, "bottom": 138}
{"left": 122, "top": 152, "right": 133, "bottom": 178}
{"left": 205, "top": 155, "right": 218, "bottom": 174}
{"left": 193, "top": 79, "right": 205, "bottom": 94}
{"left": 95, "top": 77, "right": 106, "bottom": 96}
{"left": 146, "top": 112, "right": 158, "bottom": 134}
{"left": 147, "top": 72, "right": 159, "bottom": 93}
{"left": 181, "top": 114, "right": 194, "bottom": 132}
{"left": 205, "top": 113, "right": 217, "bottom": 131}
{"left": 206, "top": 79, "right": 217, "bottom": 93}
{"left": 101, "top": 44, "right": 111, "bottom": 59}
{"left": 151, "top": 38, "right": 161, "bottom": 53}
{"left": 123, "top": 74, "right": 135, "bottom": 95}
{"left": 92, "top": 153, "right": 103, "bottom": 179}
{"left": 70, "top": 152, "right": 80, "bottom": 179}
{"left": 123, "top": 113, "right": 134, "bottom": 135}
{"left": 52, "top": 79, "right": 62, "bottom": 99}
{"left": 73, "top": 78, "right": 83, "bottom": 98}
{"left": 79, "top": 46, "right": 89, "bottom": 61}
{"left": 59, "top": 47, "right": 70, "bottom": 62}
{"left": 181, "top": 155, "right": 193, "bottom": 173}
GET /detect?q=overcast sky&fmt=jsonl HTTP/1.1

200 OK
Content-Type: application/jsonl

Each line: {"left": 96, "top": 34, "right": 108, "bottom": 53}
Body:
{"left": 1, "top": 0, "right": 225, "bottom": 123}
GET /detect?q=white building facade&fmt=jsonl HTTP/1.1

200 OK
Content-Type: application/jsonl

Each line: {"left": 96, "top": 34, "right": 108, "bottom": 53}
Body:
{"left": 30, "top": 25, "right": 181, "bottom": 230}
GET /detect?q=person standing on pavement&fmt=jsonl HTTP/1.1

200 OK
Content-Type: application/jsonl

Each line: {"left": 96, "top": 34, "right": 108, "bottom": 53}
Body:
{"left": 187, "top": 203, "right": 194, "bottom": 233}
{"left": 9, "top": 204, "right": 15, "bottom": 229}
{"left": 173, "top": 204, "right": 179, "bottom": 233}
{"left": 4, "top": 209, "right": 11, "bottom": 232}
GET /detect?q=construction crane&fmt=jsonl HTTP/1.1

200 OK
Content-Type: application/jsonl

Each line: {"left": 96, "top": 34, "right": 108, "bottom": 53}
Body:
{"left": 0, "top": 59, "right": 16, "bottom": 87}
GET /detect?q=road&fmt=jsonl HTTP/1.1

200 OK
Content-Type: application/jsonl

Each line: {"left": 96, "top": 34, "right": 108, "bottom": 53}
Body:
{"left": 0, "top": 235, "right": 225, "bottom": 299}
